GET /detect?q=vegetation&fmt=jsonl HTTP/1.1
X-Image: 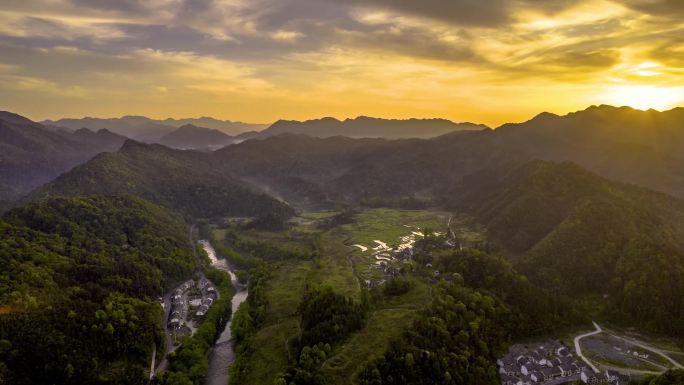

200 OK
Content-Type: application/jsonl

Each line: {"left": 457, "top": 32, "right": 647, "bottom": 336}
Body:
{"left": 358, "top": 280, "right": 511, "bottom": 385}
{"left": 230, "top": 266, "right": 271, "bottom": 385}
{"left": 447, "top": 161, "right": 684, "bottom": 340}
{"left": 632, "top": 369, "right": 684, "bottom": 385}
{"left": 432, "top": 248, "right": 584, "bottom": 336}
{"left": 31, "top": 140, "right": 294, "bottom": 219}
{"left": 276, "top": 285, "right": 368, "bottom": 385}
{"left": 0, "top": 195, "right": 196, "bottom": 385}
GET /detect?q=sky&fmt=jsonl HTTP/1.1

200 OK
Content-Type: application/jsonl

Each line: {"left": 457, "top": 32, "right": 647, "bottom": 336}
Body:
{"left": 0, "top": 0, "right": 683, "bottom": 126}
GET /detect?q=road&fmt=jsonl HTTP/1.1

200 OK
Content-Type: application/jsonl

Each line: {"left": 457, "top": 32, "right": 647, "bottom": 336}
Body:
{"left": 607, "top": 333, "right": 684, "bottom": 369}
{"left": 154, "top": 280, "right": 187, "bottom": 376}
{"left": 574, "top": 321, "right": 602, "bottom": 373}
{"left": 148, "top": 344, "right": 156, "bottom": 382}
{"left": 572, "top": 321, "right": 683, "bottom": 378}
{"left": 599, "top": 363, "right": 662, "bottom": 376}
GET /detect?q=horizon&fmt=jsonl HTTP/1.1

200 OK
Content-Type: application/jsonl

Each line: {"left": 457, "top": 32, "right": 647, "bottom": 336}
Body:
{"left": 2, "top": 1, "right": 684, "bottom": 127}
{"left": 11, "top": 103, "right": 684, "bottom": 129}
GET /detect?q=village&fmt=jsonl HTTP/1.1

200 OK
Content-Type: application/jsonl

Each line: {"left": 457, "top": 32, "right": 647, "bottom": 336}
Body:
{"left": 165, "top": 276, "right": 219, "bottom": 337}
{"left": 356, "top": 225, "right": 470, "bottom": 288}
{"left": 497, "top": 340, "right": 633, "bottom": 385}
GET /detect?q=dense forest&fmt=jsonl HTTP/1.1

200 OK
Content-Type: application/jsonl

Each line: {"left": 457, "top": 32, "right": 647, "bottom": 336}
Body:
{"left": 447, "top": 161, "right": 684, "bottom": 340}
{"left": 431, "top": 248, "right": 584, "bottom": 336}
{"left": 276, "top": 286, "right": 367, "bottom": 385}
{"left": 358, "top": 280, "right": 510, "bottom": 385}
{"left": 0, "top": 195, "right": 196, "bottom": 384}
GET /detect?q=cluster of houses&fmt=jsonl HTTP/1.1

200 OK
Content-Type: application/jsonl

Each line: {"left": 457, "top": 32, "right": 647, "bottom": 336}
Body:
{"left": 168, "top": 280, "right": 194, "bottom": 329}
{"left": 498, "top": 340, "right": 631, "bottom": 385}
{"left": 167, "top": 278, "right": 219, "bottom": 330}
{"left": 613, "top": 346, "right": 650, "bottom": 359}
{"left": 580, "top": 369, "right": 632, "bottom": 385}
{"left": 195, "top": 277, "right": 217, "bottom": 317}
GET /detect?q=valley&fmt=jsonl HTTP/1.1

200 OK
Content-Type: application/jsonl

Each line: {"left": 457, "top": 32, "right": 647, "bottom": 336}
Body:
{"left": 2, "top": 107, "right": 684, "bottom": 385}
{"left": 197, "top": 207, "right": 684, "bottom": 385}
{"left": 4, "top": 1, "right": 684, "bottom": 383}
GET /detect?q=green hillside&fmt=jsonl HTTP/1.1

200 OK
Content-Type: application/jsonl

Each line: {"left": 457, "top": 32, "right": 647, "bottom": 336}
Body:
{"left": 31, "top": 140, "right": 294, "bottom": 219}
{"left": 0, "top": 195, "right": 196, "bottom": 385}
{"left": 447, "top": 161, "right": 684, "bottom": 339}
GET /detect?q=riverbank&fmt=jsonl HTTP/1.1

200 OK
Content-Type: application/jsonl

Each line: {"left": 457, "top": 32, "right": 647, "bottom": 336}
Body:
{"left": 202, "top": 240, "right": 249, "bottom": 385}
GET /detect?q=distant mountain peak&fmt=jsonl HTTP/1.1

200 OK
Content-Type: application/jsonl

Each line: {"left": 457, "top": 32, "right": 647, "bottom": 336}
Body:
{"left": 532, "top": 111, "right": 560, "bottom": 120}
{"left": 73, "top": 127, "right": 94, "bottom": 134}
{"left": 178, "top": 123, "right": 200, "bottom": 130}
{"left": 120, "top": 139, "right": 150, "bottom": 152}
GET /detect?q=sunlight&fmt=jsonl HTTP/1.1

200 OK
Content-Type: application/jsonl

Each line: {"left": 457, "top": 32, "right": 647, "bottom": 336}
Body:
{"left": 600, "top": 85, "right": 684, "bottom": 111}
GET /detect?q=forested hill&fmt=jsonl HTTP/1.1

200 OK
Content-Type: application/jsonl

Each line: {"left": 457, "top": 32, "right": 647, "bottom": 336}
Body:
{"left": 446, "top": 160, "right": 684, "bottom": 338}
{"left": 0, "top": 112, "right": 126, "bottom": 200}
{"left": 0, "top": 195, "right": 196, "bottom": 384}
{"left": 30, "top": 140, "right": 294, "bottom": 219}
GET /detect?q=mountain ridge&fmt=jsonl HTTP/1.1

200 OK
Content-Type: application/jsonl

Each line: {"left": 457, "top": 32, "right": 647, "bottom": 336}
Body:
{"left": 157, "top": 124, "right": 235, "bottom": 149}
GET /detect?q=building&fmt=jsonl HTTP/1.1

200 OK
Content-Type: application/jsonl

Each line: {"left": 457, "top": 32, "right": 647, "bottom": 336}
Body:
{"left": 581, "top": 370, "right": 600, "bottom": 384}
{"left": 501, "top": 374, "right": 517, "bottom": 385}
{"left": 530, "top": 371, "right": 543, "bottom": 383}
{"left": 559, "top": 364, "right": 575, "bottom": 377}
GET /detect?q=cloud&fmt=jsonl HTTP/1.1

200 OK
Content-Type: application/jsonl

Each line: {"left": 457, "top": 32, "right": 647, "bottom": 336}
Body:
{"left": 0, "top": 0, "right": 683, "bottom": 125}
{"left": 338, "top": 0, "right": 511, "bottom": 27}
{"left": 620, "top": 0, "right": 684, "bottom": 16}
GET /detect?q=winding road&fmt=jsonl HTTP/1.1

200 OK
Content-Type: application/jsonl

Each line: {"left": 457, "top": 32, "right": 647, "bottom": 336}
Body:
{"left": 574, "top": 321, "right": 602, "bottom": 373}
{"left": 607, "top": 333, "right": 684, "bottom": 370}
{"left": 573, "top": 321, "right": 684, "bottom": 378}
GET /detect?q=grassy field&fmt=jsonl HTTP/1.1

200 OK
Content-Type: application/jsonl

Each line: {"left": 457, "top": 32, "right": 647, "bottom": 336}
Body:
{"left": 339, "top": 208, "right": 451, "bottom": 282}
{"left": 339, "top": 208, "right": 449, "bottom": 247}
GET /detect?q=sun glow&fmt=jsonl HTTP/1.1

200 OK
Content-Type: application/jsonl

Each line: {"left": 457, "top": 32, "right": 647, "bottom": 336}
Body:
{"left": 600, "top": 85, "right": 684, "bottom": 111}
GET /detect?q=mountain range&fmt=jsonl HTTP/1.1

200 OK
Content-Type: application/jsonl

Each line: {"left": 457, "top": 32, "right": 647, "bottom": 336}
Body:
{"left": 43, "top": 115, "right": 267, "bottom": 141}
{"left": 257, "top": 116, "right": 486, "bottom": 139}
{"left": 7, "top": 105, "right": 684, "bottom": 204}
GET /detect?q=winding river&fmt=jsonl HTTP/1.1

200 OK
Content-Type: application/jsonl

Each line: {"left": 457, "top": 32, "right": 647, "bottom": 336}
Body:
{"left": 199, "top": 240, "right": 249, "bottom": 385}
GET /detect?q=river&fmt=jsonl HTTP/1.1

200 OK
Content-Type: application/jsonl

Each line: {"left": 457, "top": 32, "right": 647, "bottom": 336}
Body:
{"left": 199, "top": 240, "right": 249, "bottom": 385}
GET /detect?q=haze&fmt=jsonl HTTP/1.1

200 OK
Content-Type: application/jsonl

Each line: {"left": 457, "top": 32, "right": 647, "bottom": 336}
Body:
{"left": 1, "top": 0, "right": 684, "bottom": 126}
